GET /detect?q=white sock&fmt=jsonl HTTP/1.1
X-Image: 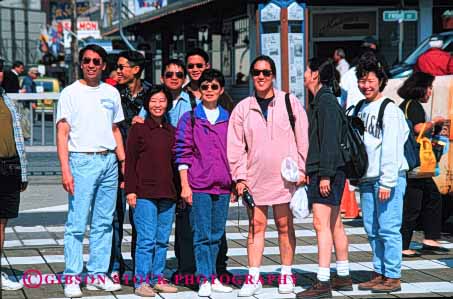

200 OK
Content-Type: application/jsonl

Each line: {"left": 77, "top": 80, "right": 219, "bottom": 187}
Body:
{"left": 281, "top": 265, "right": 292, "bottom": 275}
{"left": 317, "top": 267, "right": 330, "bottom": 282}
{"left": 249, "top": 267, "right": 260, "bottom": 282}
{"left": 336, "top": 260, "right": 350, "bottom": 276}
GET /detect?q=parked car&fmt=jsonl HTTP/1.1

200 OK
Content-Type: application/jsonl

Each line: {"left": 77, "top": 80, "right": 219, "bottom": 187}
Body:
{"left": 389, "top": 31, "right": 453, "bottom": 78}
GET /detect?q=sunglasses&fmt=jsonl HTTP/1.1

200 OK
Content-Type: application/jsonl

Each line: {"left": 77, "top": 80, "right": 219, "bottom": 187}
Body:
{"left": 164, "top": 71, "right": 184, "bottom": 79}
{"left": 251, "top": 69, "right": 273, "bottom": 77}
{"left": 187, "top": 63, "right": 204, "bottom": 69}
{"left": 82, "top": 57, "right": 102, "bottom": 66}
{"left": 200, "top": 83, "right": 220, "bottom": 91}
{"left": 116, "top": 64, "right": 132, "bottom": 71}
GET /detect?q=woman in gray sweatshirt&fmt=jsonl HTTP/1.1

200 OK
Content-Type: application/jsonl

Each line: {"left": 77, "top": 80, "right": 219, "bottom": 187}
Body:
{"left": 354, "top": 52, "right": 409, "bottom": 294}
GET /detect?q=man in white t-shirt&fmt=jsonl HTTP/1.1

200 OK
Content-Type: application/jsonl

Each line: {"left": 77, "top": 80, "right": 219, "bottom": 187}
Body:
{"left": 56, "top": 44, "right": 125, "bottom": 298}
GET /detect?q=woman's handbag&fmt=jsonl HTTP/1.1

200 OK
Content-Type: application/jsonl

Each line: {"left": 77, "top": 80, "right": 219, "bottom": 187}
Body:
{"left": 408, "top": 123, "right": 437, "bottom": 178}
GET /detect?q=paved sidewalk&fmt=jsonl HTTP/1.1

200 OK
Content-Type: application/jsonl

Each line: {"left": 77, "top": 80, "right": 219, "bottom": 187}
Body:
{"left": 2, "top": 167, "right": 453, "bottom": 298}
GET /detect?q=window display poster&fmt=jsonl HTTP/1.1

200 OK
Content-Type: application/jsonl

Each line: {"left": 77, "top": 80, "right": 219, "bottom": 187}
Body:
{"left": 261, "top": 33, "right": 282, "bottom": 90}
{"left": 288, "top": 33, "right": 305, "bottom": 104}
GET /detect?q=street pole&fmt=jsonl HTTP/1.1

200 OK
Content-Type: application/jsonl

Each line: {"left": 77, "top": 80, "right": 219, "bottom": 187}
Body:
{"left": 71, "top": 0, "right": 79, "bottom": 82}
{"left": 399, "top": 17, "right": 404, "bottom": 63}
{"left": 399, "top": 0, "right": 405, "bottom": 64}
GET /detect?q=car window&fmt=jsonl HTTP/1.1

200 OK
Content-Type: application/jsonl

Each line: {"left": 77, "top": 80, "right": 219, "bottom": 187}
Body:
{"left": 404, "top": 37, "right": 430, "bottom": 65}
{"left": 445, "top": 39, "right": 453, "bottom": 55}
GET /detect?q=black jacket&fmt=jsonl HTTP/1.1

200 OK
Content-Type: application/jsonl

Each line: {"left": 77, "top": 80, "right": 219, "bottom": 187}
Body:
{"left": 2, "top": 70, "right": 20, "bottom": 93}
{"left": 117, "top": 80, "right": 152, "bottom": 141}
{"left": 306, "top": 86, "right": 345, "bottom": 177}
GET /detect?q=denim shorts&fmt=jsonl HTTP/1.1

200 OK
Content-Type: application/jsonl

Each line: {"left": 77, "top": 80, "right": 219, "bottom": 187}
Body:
{"left": 307, "top": 169, "right": 346, "bottom": 207}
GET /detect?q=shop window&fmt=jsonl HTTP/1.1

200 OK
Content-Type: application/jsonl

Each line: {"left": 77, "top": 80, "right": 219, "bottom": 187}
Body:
{"left": 233, "top": 18, "right": 250, "bottom": 85}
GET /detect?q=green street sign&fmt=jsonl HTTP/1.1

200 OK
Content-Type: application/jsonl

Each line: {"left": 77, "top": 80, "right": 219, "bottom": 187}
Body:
{"left": 383, "top": 10, "right": 418, "bottom": 22}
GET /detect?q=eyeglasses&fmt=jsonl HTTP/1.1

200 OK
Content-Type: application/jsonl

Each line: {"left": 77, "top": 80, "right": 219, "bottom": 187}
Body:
{"left": 251, "top": 69, "right": 273, "bottom": 77}
{"left": 164, "top": 71, "right": 184, "bottom": 79}
{"left": 116, "top": 64, "right": 132, "bottom": 71}
{"left": 187, "top": 63, "right": 204, "bottom": 69}
{"left": 82, "top": 57, "right": 102, "bottom": 66}
{"left": 200, "top": 83, "right": 220, "bottom": 91}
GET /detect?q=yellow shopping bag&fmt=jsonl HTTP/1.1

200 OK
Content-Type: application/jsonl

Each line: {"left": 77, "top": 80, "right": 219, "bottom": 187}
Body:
{"left": 417, "top": 123, "right": 437, "bottom": 175}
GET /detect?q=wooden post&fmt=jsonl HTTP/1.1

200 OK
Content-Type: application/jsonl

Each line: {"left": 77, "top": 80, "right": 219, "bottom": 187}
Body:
{"left": 71, "top": 0, "right": 79, "bottom": 82}
{"left": 280, "top": 7, "right": 289, "bottom": 92}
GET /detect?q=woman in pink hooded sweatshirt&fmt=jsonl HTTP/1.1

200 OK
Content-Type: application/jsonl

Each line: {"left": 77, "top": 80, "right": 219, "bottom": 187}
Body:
{"left": 227, "top": 55, "right": 309, "bottom": 296}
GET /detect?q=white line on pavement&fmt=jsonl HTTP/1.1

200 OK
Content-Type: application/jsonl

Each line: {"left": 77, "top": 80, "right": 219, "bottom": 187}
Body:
{"left": 4, "top": 243, "right": 453, "bottom": 266}
{"left": 4, "top": 227, "right": 368, "bottom": 248}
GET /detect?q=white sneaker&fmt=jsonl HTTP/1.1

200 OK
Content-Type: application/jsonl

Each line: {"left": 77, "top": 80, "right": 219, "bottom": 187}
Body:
{"left": 1, "top": 272, "right": 23, "bottom": 291}
{"left": 64, "top": 283, "right": 83, "bottom": 298}
{"left": 211, "top": 278, "right": 232, "bottom": 293}
{"left": 198, "top": 281, "right": 211, "bottom": 297}
{"left": 278, "top": 274, "right": 294, "bottom": 294}
{"left": 86, "top": 275, "right": 122, "bottom": 292}
{"left": 238, "top": 280, "right": 262, "bottom": 297}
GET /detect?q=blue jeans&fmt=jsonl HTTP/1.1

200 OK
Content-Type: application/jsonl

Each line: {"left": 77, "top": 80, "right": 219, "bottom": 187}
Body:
{"left": 359, "top": 175, "right": 406, "bottom": 279}
{"left": 189, "top": 193, "right": 229, "bottom": 280}
{"left": 109, "top": 187, "right": 126, "bottom": 274}
{"left": 64, "top": 152, "right": 118, "bottom": 276}
{"left": 133, "top": 198, "right": 175, "bottom": 287}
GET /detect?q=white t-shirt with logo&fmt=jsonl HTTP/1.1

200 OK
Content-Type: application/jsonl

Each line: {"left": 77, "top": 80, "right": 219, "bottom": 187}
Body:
{"left": 56, "top": 80, "right": 124, "bottom": 152}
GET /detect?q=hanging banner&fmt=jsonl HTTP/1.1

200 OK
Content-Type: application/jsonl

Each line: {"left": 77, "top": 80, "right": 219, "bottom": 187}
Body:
{"left": 134, "top": 0, "right": 167, "bottom": 16}
{"left": 260, "top": 3, "right": 282, "bottom": 89}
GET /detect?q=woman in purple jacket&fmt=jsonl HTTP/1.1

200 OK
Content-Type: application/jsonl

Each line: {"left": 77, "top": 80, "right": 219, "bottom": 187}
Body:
{"left": 125, "top": 85, "right": 178, "bottom": 297}
{"left": 174, "top": 69, "right": 233, "bottom": 297}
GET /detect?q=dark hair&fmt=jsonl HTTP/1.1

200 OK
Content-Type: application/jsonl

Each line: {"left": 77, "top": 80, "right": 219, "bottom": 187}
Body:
{"left": 355, "top": 51, "right": 388, "bottom": 92}
{"left": 249, "top": 55, "right": 277, "bottom": 77}
{"left": 143, "top": 85, "right": 173, "bottom": 118}
{"left": 12, "top": 61, "right": 24, "bottom": 68}
{"left": 161, "top": 59, "right": 186, "bottom": 77}
{"left": 185, "top": 48, "right": 209, "bottom": 64}
{"left": 79, "top": 44, "right": 108, "bottom": 64}
{"left": 118, "top": 50, "right": 145, "bottom": 78}
{"left": 199, "top": 69, "right": 225, "bottom": 87}
{"left": 397, "top": 72, "right": 435, "bottom": 101}
{"left": 307, "top": 57, "right": 341, "bottom": 97}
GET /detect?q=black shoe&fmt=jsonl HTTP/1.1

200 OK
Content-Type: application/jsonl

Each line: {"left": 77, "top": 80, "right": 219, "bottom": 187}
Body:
{"left": 402, "top": 252, "right": 421, "bottom": 258}
{"left": 422, "top": 244, "right": 450, "bottom": 253}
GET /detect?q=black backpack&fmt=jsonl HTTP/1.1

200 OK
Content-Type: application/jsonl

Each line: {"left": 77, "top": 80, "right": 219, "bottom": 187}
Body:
{"left": 356, "top": 98, "right": 420, "bottom": 171}
{"left": 188, "top": 90, "right": 198, "bottom": 128}
{"left": 340, "top": 104, "right": 369, "bottom": 181}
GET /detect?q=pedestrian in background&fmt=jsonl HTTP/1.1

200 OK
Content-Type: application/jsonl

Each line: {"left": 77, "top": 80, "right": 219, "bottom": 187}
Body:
{"left": 21, "top": 67, "right": 40, "bottom": 93}
{"left": 2, "top": 61, "right": 24, "bottom": 94}
{"left": 125, "top": 85, "right": 178, "bottom": 297}
{"left": 333, "top": 48, "right": 350, "bottom": 76}
{"left": 175, "top": 69, "right": 233, "bottom": 297}
{"left": 56, "top": 44, "right": 125, "bottom": 298}
{"left": 0, "top": 60, "right": 28, "bottom": 292}
{"left": 296, "top": 58, "right": 351, "bottom": 299}
{"left": 398, "top": 72, "right": 450, "bottom": 257}
{"left": 228, "top": 55, "right": 308, "bottom": 296}
{"left": 355, "top": 52, "right": 409, "bottom": 293}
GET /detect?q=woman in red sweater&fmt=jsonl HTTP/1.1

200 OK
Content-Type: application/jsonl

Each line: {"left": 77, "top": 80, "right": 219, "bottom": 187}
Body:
{"left": 125, "top": 85, "right": 178, "bottom": 297}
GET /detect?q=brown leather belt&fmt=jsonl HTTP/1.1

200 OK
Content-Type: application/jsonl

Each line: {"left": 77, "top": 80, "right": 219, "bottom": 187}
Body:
{"left": 76, "top": 150, "right": 115, "bottom": 155}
